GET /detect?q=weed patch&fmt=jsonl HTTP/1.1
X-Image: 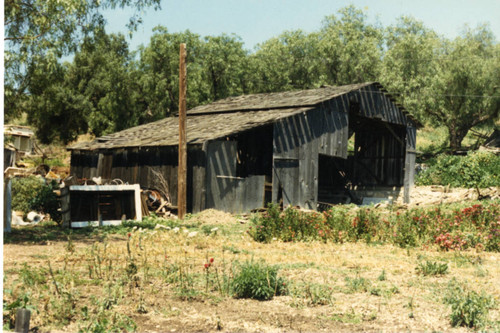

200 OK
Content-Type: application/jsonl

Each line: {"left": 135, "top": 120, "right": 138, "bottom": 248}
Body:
{"left": 416, "top": 261, "right": 449, "bottom": 276}
{"left": 231, "top": 260, "right": 288, "bottom": 300}
{"left": 444, "top": 279, "right": 495, "bottom": 328}
{"left": 249, "top": 200, "right": 500, "bottom": 252}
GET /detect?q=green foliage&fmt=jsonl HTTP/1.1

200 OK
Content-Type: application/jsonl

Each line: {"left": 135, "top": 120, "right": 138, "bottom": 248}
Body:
{"left": 29, "top": 181, "right": 62, "bottom": 222}
{"left": 11, "top": 176, "right": 62, "bottom": 222}
{"left": 4, "top": 0, "right": 161, "bottom": 123}
{"left": 11, "top": 176, "right": 46, "bottom": 213}
{"left": 202, "top": 34, "right": 249, "bottom": 100}
{"left": 249, "top": 200, "right": 500, "bottom": 252}
{"left": 3, "top": 290, "right": 33, "bottom": 330}
{"left": 344, "top": 275, "right": 369, "bottom": 293}
{"left": 19, "top": 263, "right": 48, "bottom": 286}
{"left": 79, "top": 306, "right": 137, "bottom": 333}
{"left": 428, "top": 27, "right": 500, "bottom": 150}
{"left": 318, "top": 5, "right": 383, "bottom": 85}
{"left": 250, "top": 30, "right": 323, "bottom": 92}
{"left": 444, "top": 279, "right": 495, "bottom": 328}
{"left": 293, "top": 282, "right": 335, "bottom": 306}
{"left": 7, "top": 3, "right": 499, "bottom": 150}
{"left": 416, "top": 151, "right": 500, "bottom": 188}
{"left": 231, "top": 260, "right": 288, "bottom": 301}
{"left": 416, "top": 261, "right": 449, "bottom": 276}
{"left": 380, "top": 16, "right": 440, "bottom": 123}
{"left": 248, "top": 203, "right": 327, "bottom": 243}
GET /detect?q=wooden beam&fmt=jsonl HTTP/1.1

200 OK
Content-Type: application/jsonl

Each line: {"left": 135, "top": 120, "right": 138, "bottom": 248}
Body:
{"left": 178, "top": 43, "right": 187, "bottom": 219}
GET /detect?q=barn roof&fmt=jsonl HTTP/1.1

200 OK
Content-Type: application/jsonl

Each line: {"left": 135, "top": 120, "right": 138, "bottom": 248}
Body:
{"left": 69, "top": 82, "right": 412, "bottom": 151}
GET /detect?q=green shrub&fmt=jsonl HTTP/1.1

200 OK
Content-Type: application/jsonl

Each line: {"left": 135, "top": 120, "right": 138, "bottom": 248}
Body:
{"left": 11, "top": 176, "right": 61, "bottom": 222}
{"left": 248, "top": 200, "right": 500, "bottom": 253}
{"left": 416, "top": 261, "right": 449, "bottom": 276}
{"left": 11, "top": 176, "right": 46, "bottom": 213}
{"left": 231, "top": 260, "right": 287, "bottom": 300}
{"left": 393, "top": 212, "right": 419, "bottom": 248}
{"left": 416, "top": 151, "right": 500, "bottom": 188}
{"left": 445, "top": 279, "right": 495, "bottom": 328}
{"left": 248, "top": 203, "right": 325, "bottom": 243}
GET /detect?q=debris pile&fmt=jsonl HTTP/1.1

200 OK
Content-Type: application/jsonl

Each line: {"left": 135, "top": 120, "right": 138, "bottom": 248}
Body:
{"left": 62, "top": 176, "right": 176, "bottom": 219}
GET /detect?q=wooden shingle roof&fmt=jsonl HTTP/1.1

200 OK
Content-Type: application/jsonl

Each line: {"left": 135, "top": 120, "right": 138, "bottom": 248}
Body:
{"left": 69, "top": 107, "right": 312, "bottom": 150}
{"left": 69, "top": 82, "right": 410, "bottom": 151}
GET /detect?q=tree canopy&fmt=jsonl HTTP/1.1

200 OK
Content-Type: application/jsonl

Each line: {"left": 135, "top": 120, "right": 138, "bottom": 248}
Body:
{"left": 4, "top": 0, "right": 161, "bottom": 120}
{"left": 5, "top": 5, "right": 500, "bottom": 149}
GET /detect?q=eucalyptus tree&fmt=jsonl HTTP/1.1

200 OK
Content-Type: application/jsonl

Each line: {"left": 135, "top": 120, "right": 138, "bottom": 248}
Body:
{"left": 66, "top": 31, "right": 139, "bottom": 137}
{"left": 25, "top": 58, "right": 92, "bottom": 144}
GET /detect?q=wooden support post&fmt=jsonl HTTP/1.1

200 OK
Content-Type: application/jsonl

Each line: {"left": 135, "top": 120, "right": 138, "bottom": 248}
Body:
{"left": 4, "top": 178, "right": 12, "bottom": 233}
{"left": 178, "top": 43, "right": 187, "bottom": 219}
{"left": 60, "top": 186, "right": 70, "bottom": 228}
{"left": 15, "top": 308, "right": 30, "bottom": 333}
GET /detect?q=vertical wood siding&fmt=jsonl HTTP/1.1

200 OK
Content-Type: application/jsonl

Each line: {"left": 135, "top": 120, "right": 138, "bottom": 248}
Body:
{"left": 70, "top": 146, "right": 206, "bottom": 213}
{"left": 205, "top": 140, "right": 265, "bottom": 212}
{"left": 272, "top": 103, "right": 349, "bottom": 209}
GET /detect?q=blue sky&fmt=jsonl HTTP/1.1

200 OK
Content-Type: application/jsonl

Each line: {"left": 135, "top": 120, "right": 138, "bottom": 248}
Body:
{"left": 104, "top": 0, "right": 500, "bottom": 51}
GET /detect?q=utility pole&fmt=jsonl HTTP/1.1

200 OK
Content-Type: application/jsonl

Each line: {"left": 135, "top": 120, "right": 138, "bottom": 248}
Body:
{"left": 178, "top": 43, "right": 187, "bottom": 219}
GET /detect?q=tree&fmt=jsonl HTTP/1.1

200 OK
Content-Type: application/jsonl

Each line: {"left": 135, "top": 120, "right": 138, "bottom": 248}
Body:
{"left": 67, "top": 31, "right": 139, "bottom": 137}
{"left": 428, "top": 26, "right": 500, "bottom": 150}
{"left": 318, "top": 5, "right": 383, "bottom": 85}
{"left": 136, "top": 27, "right": 207, "bottom": 121}
{"left": 26, "top": 58, "right": 92, "bottom": 144}
{"left": 4, "top": 0, "right": 161, "bottom": 121}
{"left": 26, "top": 30, "right": 138, "bottom": 143}
{"left": 250, "top": 30, "right": 323, "bottom": 93}
{"left": 380, "top": 16, "right": 440, "bottom": 122}
{"left": 202, "top": 34, "right": 249, "bottom": 100}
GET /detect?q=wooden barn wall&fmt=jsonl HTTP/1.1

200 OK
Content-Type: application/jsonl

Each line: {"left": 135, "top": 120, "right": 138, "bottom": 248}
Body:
{"left": 348, "top": 85, "right": 408, "bottom": 126}
{"left": 205, "top": 140, "right": 265, "bottom": 213}
{"left": 70, "top": 146, "right": 206, "bottom": 213}
{"left": 404, "top": 124, "right": 417, "bottom": 203}
{"left": 272, "top": 100, "right": 349, "bottom": 209}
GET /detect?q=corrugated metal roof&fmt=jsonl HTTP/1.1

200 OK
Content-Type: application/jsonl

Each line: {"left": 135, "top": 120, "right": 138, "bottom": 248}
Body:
{"left": 69, "top": 82, "right": 413, "bottom": 151}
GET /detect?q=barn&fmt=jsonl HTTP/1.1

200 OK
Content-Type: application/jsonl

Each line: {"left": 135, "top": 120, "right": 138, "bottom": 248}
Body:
{"left": 68, "top": 82, "right": 417, "bottom": 214}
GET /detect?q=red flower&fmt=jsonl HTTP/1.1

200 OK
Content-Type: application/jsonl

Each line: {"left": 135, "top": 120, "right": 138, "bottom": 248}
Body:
{"left": 209, "top": 258, "right": 214, "bottom": 263}
{"left": 204, "top": 263, "right": 209, "bottom": 269}
{"left": 127, "top": 233, "right": 131, "bottom": 238}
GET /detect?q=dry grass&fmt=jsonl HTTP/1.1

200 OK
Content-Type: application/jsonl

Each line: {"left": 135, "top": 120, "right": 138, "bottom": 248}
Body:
{"left": 3, "top": 209, "right": 500, "bottom": 332}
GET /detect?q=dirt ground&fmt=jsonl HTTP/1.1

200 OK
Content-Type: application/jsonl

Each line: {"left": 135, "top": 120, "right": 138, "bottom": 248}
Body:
{"left": 3, "top": 188, "right": 500, "bottom": 332}
{"left": 7, "top": 238, "right": 499, "bottom": 333}
{"left": 400, "top": 185, "right": 500, "bottom": 207}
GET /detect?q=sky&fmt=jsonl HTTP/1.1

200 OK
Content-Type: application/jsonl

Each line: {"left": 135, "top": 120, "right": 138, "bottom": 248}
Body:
{"left": 104, "top": 0, "right": 500, "bottom": 52}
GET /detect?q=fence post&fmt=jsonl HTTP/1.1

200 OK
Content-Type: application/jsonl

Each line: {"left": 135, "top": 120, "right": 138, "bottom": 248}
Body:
{"left": 15, "top": 308, "right": 30, "bottom": 333}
